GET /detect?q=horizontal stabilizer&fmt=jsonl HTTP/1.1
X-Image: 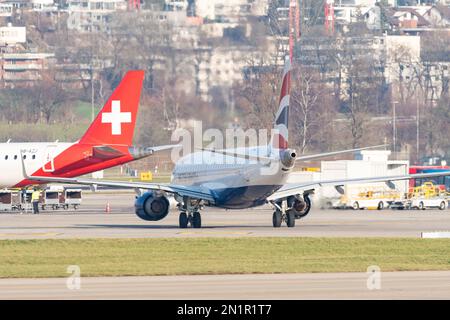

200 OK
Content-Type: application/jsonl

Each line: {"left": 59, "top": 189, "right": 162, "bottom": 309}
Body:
{"left": 93, "top": 145, "right": 126, "bottom": 159}
{"left": 296, "top": 145, "right": 388, "bottom": 162}
{"left": 196, "top": 147, "right": 274, "bottom": 163}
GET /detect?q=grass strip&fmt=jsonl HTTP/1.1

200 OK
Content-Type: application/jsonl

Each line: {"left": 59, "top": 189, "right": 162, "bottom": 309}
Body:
{"left": 1, "top": 237, "right": 450, "bottom": 278}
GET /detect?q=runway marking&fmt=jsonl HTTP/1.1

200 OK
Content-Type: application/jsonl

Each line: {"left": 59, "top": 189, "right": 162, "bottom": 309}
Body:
{"left": 0, "top": 232, "right": 62, "bottom": 238}
{"left": 422, "top": 231, "right": 450, "bottom": 238}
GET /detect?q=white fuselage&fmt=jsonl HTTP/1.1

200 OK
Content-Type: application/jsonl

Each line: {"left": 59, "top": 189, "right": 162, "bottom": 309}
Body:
{"left": 0, "top": 142, "right": 72, "bottom": 188}
{"left": 171, "top": 146, "right": 292, "bottom": 209}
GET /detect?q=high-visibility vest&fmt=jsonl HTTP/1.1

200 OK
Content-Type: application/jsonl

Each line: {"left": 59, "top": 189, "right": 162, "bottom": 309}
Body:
{"left": 31, "top": 191, "right": 40, "bottom": 201}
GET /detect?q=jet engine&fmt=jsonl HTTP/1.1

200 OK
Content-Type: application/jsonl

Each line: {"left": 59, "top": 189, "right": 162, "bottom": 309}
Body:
{"left": 135, "top": 192, "right": 170, "bottom": 221}
{"left": 280, "top": 149, "right": 297, "bottom": 168}
{"left": 288, "top": 194, "right": 312, "bottom": 219}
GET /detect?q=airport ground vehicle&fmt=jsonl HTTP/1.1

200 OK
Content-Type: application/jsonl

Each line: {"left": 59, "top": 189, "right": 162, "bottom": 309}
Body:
{"left": 350, "top": 190, "right": 401, "bottom": 210}
{"left": 63, "top": 189, "right": 82, "bottom": 210}
{"left": 408, "top": 182, "right": 448, "bottom": 210}
{"left": 391, "top": 182, "right": 449, "bottom": 210}
{"left": 351, "top": 190, "right": 400, "bottom": 210}
{"left": 409, "top": 166, "right": 450, "bottom": 191}
{"left": 41, "top": 187, "right": 82, "bottom": 210}
{"left": 0, "top": 187, "right": 82, "bottom": 212}
{"left": 0, "top": 190, "right": 22, "bottom": 211}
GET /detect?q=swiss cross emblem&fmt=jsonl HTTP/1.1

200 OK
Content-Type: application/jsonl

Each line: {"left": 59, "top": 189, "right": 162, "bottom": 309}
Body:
{"left": 101, "top": 100, "right": 132, "bottom": 135}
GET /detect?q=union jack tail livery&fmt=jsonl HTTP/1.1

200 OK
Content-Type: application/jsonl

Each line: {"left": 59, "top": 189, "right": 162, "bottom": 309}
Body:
{"left": 80, "top": 70, "right": 145, "bottom": 146}
{"left": 271, "top": 56, "right": 291, "bottom": 150}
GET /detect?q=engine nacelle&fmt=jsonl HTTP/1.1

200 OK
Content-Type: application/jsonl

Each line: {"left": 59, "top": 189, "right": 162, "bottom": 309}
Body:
{"left": 288, "top": 194, "right": 312, "bottom": 219}
{"left": 135, "top": 192, "right": 170, "bottom": 221}
{"left": 280, "top": 149, "right": 297, "bottom": 169}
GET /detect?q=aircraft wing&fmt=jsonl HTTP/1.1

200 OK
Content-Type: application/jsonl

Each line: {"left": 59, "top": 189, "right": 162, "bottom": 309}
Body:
{"left": 19, "top": 155, "right": 215, "bottom": 203}
{"left": 196, "top": 144, "right": 387, "bottom": 163}
{"left": 296, "top": 145, "right": 387, "bottom": 162}
{"left": 23, "top": 174, "right": 217, "bottom": 204}
{"left": 268, "top": 171, "right": 450, "bottom": 201}
{"left": 148, "top": 144, "right": 182, "bottom": 153}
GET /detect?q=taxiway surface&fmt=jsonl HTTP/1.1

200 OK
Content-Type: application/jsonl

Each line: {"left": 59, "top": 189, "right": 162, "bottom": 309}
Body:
{"left": 0, "top": 192, "right": 449, "bottom": 239}
{"left": 1, "top": 271, "right": 450, "bottom": 299}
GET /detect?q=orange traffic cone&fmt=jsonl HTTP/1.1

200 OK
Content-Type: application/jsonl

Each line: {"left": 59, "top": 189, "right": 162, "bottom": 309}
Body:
{"left": 105, "top": 203, "right": 111, "bottom": 213}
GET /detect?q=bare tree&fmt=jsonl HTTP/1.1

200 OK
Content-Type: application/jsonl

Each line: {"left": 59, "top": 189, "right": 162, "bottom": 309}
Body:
{"left": 108, "top": 11, "right": 173, "bottom": 91}
{"left": 233, "top": 65, "right": 281, "bottom": 131}
{"left": 291, "top": 66, "right": 326, "bottom": 154}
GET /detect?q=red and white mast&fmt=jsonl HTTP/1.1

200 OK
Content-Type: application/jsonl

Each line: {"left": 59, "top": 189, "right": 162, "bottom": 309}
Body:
{"left": 324, "top": 0, "right": 335, "bottom": 34}
{"left": 128, "top": 0, "right": 140, "bottom": 10}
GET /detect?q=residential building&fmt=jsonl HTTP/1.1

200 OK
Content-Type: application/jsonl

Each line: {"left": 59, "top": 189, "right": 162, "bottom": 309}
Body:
{"left": 0, "top": 3, "right": 13, "bottom": 17}
{"left": 197, "top": 45, "right": 272, "bottom": 101}
{"left": 0, "top": 24, "right": 55, "bottom": 87}
{"left": 0, "top": 24, "right": 26, "bottom": 46}
{"left": 31, "top": 0, "right": 57, "bottom": 12}
{"left": 386, "top": 7, "right": 431, "bottom": 29}
{"left": 66, "top": 0, "right": 127, "bottom": 33}
{"left": 423, "top": 5, "right": 450, "bottom": 26}
{"left": 194, "top": 0, "right": 269, "bottom": 22}
{"left": 2, "top": 0, "right": 28, "bottom": 10}
{"left": 1, "top": 52, "right": 55, "bottom": 86}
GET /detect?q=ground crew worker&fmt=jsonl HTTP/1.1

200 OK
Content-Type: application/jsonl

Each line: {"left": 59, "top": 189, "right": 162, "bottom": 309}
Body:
{"left": 31, "top": 188, "right": 41, "bottom": 214}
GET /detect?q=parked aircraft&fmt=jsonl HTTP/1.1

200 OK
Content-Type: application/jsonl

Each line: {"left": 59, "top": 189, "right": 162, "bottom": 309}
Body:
{"left": 2, "top": 70, "right": 175, "bottom": 189}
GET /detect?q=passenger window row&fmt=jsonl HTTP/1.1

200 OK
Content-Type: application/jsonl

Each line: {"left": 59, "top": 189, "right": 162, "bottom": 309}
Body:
{"left": 4, "top": 155, "right": 36, "bottom": 160}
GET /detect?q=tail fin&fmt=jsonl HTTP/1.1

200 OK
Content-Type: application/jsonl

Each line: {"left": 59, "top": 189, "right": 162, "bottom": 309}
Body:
{"left": 270, "top": 56, "right": 292, "bottom": 150}
{"left": 79, "top": 70, "right": 145, "bottom": 146}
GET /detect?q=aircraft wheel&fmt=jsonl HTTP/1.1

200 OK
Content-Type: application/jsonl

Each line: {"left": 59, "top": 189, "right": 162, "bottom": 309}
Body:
{"left": 179, "top": 212, "right": 188, "bottom": 228}
{"left": 353, "top": 202, "right": 360, "bottom": 210}
{"left": 192, "top": 212, "right": 202, "bottom": 228}
{"left": 377, "top": 202, "right": 384, "bottom": 210}
{"left": 439, "top": 201, "right": 446, "bottom": 210}
{"left": 419, "top": 202, "right": 425, "bottom": 210}
{"left": 286, "top": 211, "right": 295, "bottom": 228}
{"left": 272, "top": 211, "right": 282, "bottom": 228}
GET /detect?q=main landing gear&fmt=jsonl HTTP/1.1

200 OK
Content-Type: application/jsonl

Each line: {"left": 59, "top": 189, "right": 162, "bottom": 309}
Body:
{"left": 178, "top": 196, "right": 203, "bottom": 229}
{"left": 272, "top": 210, "right": 296, "bottom": 228}
{"left": 179, "top": 211, "right": 202, "bottom": 229}
{"left": 271, "top": 194, "right": 312, "bottom": 228}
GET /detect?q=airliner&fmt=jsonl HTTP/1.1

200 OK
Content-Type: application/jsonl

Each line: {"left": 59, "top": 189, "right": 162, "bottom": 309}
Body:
{"left": 21, "top": 58, "right": 450, "bottom": 228}
{"left": 2, "top": 70, "right": 175, "bottom": 189}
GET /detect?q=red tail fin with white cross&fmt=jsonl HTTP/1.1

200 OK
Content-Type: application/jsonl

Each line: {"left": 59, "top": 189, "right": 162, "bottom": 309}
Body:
{"left": 79, "top": 70, "right": 145, "bottom": 146}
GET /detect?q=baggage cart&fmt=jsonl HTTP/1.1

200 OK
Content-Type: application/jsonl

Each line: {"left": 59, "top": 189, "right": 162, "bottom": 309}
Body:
{"left": 42, "top": 188, "right": 64, "bottom": 210}
{"left": 63, "top": 188, "right": 82, "bottom": 210}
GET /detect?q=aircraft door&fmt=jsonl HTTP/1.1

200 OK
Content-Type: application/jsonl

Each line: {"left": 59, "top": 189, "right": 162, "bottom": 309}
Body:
{"left": 43, "top": 145, "right": 57, "bottom": 172}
